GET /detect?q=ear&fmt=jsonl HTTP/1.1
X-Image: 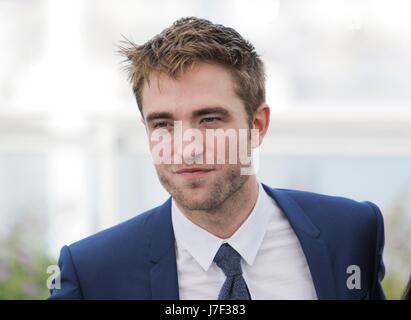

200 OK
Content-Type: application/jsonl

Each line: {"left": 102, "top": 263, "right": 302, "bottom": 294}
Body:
{"left": 252, "top": 103, "right": 270, "bottom": 148}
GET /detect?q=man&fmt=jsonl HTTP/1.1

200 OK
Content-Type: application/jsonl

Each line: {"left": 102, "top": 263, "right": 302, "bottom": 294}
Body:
{"left": 49, "top": 17, "right": 385, "bottom": 300}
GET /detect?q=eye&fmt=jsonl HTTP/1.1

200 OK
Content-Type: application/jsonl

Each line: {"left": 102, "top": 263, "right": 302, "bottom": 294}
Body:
{"left": 201, "top": 117, "right": 221, "bottom": 124}
{"left": 153, "top": 121, "right": 173, "bottom": 129}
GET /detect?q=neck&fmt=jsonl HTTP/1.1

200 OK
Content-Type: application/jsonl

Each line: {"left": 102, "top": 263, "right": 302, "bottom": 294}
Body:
{"left": 175, "top": 176, "right": 260, "bottom": 239}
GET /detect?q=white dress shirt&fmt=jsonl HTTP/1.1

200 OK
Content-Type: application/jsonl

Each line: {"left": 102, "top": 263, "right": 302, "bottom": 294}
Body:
{"left": 171, "top": 182, "right": 318, "bottom": 300}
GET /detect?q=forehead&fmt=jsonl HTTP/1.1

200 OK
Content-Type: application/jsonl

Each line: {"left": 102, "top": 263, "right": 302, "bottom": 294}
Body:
{"left": 141, "top": 63, "right": 243, "bottom": 117}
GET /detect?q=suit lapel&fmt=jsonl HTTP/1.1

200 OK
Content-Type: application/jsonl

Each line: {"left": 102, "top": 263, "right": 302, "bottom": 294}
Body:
{"left": 262, "top": 184, "right": 338, "bottom": 299}
{"left": 147, "top": 198, "right": 180, "bottom": 300}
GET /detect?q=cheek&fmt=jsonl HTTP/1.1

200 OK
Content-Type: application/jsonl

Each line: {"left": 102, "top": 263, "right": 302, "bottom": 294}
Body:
{"left": 155, "top": 163, "right": 169, "bottom": 173}
{"left": 203, "top": 128, "right": 245, "bottom": 164}
{"left": 149, "top": 131, "right": 174, "bottom": 165}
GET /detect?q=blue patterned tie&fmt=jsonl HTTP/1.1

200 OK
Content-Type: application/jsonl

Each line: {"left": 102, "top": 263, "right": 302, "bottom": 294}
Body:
{"left": 213, "top": 243, "right": 251, "bottom": 300}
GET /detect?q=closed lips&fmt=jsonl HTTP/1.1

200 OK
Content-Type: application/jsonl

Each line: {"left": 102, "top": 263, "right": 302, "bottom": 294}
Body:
{"left": 175, "top": 167, "right": 214, "bottom": 174}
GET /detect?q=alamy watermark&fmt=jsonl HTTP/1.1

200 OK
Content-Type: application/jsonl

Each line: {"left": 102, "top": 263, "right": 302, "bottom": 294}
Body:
{"left": 150, "top": 121, "right": 260, "bottom": 175}
{"left": 46, "top": 264, "right": 61, "bottom": 290}
{"left": 346, "top": 265, "right": 361, "bottom": 290}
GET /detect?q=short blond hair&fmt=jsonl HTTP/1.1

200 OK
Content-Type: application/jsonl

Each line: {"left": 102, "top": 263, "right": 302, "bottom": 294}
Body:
{"left": 119, "top": 17, "right": 266, "bottom": 125}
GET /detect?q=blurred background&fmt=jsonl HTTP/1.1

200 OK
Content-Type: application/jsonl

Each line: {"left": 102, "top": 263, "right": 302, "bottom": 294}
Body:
{"left": 0, "top": 0, "right": 410, "bottom": 299}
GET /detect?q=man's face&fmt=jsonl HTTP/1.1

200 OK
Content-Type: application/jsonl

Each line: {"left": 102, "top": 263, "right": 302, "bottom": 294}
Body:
{"left": 141, "top": 63, "right": 254, "bottom": 211}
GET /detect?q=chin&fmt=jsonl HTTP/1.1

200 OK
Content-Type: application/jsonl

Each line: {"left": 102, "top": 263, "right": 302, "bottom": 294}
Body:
{"left": 177, "top": 194, "right": 213, "bottom": 210}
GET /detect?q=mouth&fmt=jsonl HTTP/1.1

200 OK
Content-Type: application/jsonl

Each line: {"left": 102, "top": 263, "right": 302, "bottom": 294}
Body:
{"left": 174, "top": 167, "right": 215, "bottom": 179}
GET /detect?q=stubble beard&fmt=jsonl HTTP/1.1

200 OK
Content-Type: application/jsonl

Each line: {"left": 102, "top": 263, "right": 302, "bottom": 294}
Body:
{"left": 157, "top": 164, "right": 250, "bottom": 212}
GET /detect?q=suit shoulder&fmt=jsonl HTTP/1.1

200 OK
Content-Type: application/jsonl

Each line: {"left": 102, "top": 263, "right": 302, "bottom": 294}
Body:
{"left": 275, "top": 188, "right": 382, "bottom": 227}
{"left": 67, "top": 205, "right": 158, "bottom": 257}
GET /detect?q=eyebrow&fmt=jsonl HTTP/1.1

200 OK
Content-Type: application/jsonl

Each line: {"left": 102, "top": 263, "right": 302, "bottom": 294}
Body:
{"left": 145, "top": 112, "right": 174, "bottom": 123}
{"left": 145, "top": 106, "right": 230, "bottom": 123}
{"left": 192, "top": 107, "right": 230, "bottom": 118}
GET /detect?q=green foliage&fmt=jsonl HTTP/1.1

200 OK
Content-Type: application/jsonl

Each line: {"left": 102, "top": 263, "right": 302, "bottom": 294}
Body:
{"left": 381, "top": 190, "right": 411, "bottom": 300}
{"left": 0, "top": 218, "right": 55, "bottom": 300}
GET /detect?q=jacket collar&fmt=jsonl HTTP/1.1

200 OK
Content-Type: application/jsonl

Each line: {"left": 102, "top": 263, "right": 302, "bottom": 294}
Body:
{"left": 148, "top": 184, "right": 338, "bottom": 300}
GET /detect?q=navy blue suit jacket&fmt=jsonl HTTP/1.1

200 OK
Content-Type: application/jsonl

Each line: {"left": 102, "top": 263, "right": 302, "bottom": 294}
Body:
{"left": 48, "top": 184, "right": 386, "bottom": 300}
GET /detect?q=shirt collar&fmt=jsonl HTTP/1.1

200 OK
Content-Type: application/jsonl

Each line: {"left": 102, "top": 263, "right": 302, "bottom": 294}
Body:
{"left": 171, "top": 182, "right": 274, "bottom": 271}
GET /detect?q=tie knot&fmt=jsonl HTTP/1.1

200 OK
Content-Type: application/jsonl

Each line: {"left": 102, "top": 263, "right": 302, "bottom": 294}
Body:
{"left": 213, "top": 243, "right": 243, "bottom": 277}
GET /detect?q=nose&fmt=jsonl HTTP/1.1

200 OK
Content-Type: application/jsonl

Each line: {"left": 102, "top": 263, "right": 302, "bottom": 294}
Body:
{"left": 172, "top": 121, "right": 205, "bottom": 165}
